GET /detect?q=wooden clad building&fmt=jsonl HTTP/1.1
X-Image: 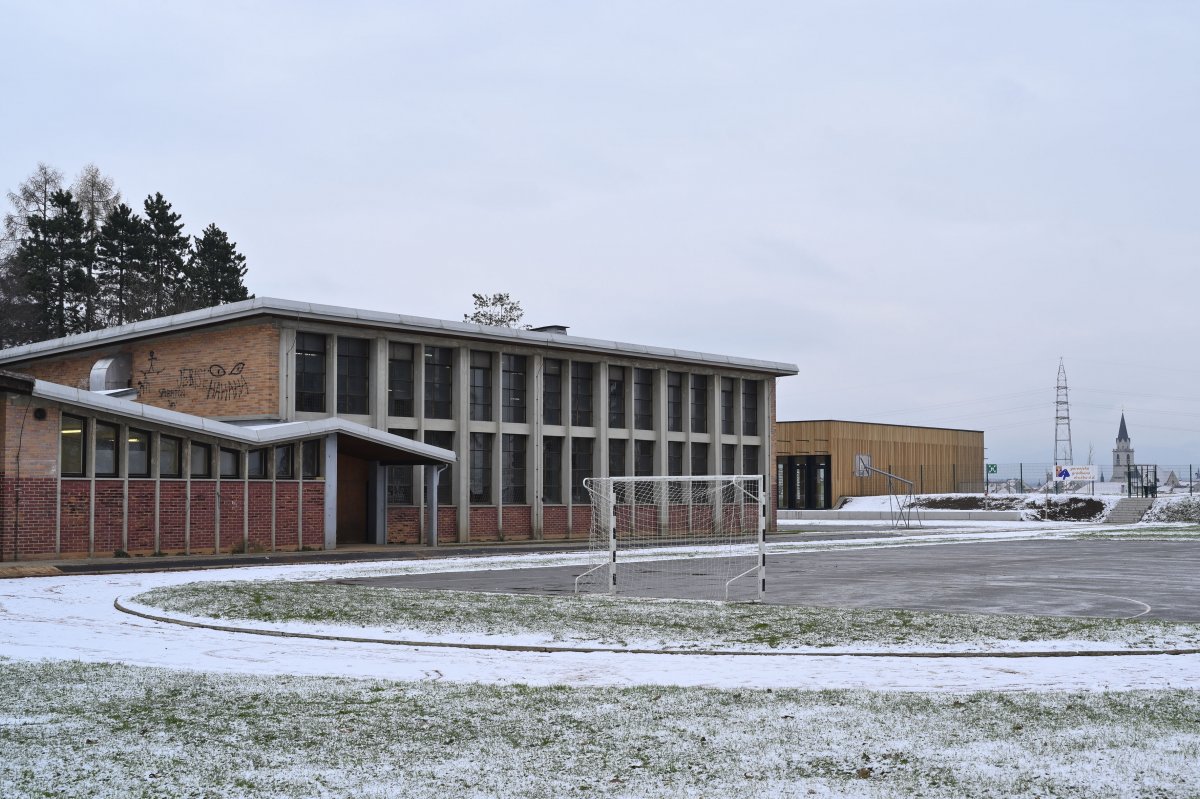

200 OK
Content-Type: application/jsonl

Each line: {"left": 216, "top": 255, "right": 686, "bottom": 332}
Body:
{"left": 775, "top": 420, "right": 984, "bottom": 509}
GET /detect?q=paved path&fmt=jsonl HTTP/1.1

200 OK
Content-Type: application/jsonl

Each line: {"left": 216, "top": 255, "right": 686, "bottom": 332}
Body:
{"left": 347, "top": 540, "right": 1200, "bottom": 621}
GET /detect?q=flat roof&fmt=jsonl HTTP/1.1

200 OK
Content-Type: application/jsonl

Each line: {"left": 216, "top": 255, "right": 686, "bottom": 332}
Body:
{"left": 27, "top": 380, "right": 456, "bottom": 466}
{"left": 0, "top": 297, "right": 799, "bottom": 376}
{"left": 778, "top": 419, "right": 984, "bottom": 435}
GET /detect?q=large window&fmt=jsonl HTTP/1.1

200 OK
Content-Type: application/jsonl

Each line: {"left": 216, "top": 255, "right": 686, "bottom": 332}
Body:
{"left": 502, "top": 434, "right": 526, "bottom": 503}
{"left": 190, "top": 442, "right": 212, "bottom": 478}
{"left": 691, "top": 442, "right": 709, "bottom": 477}
{"left": 570, "top": 437, "right": 593, "bottom": 503}
{"left": 302, "top": 440, "right": 322, "bottom": 479}
{"left": 609, "top": 438, "right": 627, "bottom": 478}
{"left": 295, "top": 332, "right": 326, "bottom": 413}
{"left": 388, "top": 343, "right": 414, "bottom": 417}
{"left": 220, "top": 448, "right": 241, "bottom": 479}
{"left": 274, "top": 444, "right": 294, "bottom": 479}
{"left": 502, "top": 354, "right": 527, "bottom": 423}
{"left": 424, "top": 431, "right": 454, "bottom": 505}
{"left": 722, "top": 443, "right": 736, "bottom": 476}
{"left": 94, "top": 422, "right": 119, "bottom": 477}
{"left": 424, "top": 347, "right": 453, "bottom": 419}
{"left": 608, "top": 367, "right": 626, "bottom": 428}
{"left": 543, "top": 436, "right": 563, "bottom": 503}
{"left": 470, "top": 351, "right": 493, "bottom": 422}
{"left": 691, "top": 375, "right": 708, "bottom": 434}
{"left": 60, "top": 415, "right": 86, "bottom": 477}
{"left": 743, "top": 444, "right": 760, "bottom": 476}
{"left": 386, "top": 429, "right": 416, "bottom": 505}
{"left": 160, "top": 436, "right": 182, "bottom": 478}
{"left": 128, "top": 429, "right": 151, "bottom": 477}
{"left": 721, "top": 378, "right": 735, "bottom": 435}
{"left": 667, "top": 372, "right": 683, "bottom": 432}
{"left": 570, "top": 362, "right": 594, "bottom": 427}
{"left": 668, "top": 441, "right": 684, "bottom": 477}
{"left": 633, "top": 368, "right": 654, "bottom": 430}
{"left": 543, "top": 359, "right": 563, "bottom": 425}
{"left": 470, "top": 433, "right": 493, "bottom": 503}
{"left": 337, "top": 337, "right": 370, "bottom": 415}
{"left": 743, "top": 381, "right": 759, "bottom": 436}
{"left": 248, "top": 449, "right": 268, "bottom": 479}
{"left": 634, "top": 440, "right": 654, "bottom": 476}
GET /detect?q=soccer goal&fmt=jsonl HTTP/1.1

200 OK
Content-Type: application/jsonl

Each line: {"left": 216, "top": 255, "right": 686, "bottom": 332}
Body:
{"left": 573, "top": 475, "right": 766, "bottom": 602}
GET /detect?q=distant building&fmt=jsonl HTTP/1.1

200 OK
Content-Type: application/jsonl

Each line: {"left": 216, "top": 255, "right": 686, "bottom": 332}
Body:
{"left": 1111, "top": 412, "right": 1135, "bottom": 483}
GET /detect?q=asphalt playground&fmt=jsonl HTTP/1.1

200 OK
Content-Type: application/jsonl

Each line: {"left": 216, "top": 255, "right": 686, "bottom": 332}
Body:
{"left": 342, "top": 539, "right": 1200, "bottom": 622}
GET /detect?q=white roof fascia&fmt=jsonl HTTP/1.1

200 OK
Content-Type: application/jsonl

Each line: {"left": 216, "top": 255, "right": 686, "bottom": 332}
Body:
{"left": 30, "top": 381, "right": 455, "bottom": 464}
{"left": 0, "top": 297, "right": 799, "bottom": 376}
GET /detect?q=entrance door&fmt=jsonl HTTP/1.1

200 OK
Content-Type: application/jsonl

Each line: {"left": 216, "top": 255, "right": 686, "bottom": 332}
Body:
{"left": 777, "top": 456, "right": 832, "bottom": 510}
{"left": 336, "top": 454, "right": 369, "bottom": 544}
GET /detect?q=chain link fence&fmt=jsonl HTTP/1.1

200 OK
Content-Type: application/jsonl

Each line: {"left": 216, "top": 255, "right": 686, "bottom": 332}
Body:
{"left": 846, "top": 462, "right": 1200, "bottom": 498}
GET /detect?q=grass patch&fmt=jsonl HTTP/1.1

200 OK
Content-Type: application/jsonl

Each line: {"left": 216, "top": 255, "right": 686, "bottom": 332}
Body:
{"left": 0, "top": 659, "right": 1197, "bottom": 798}
{"left": 133, "top": 580, "right": 1200, "bottom": 651}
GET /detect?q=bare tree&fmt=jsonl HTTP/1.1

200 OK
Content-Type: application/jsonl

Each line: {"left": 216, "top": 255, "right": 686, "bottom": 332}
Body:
{"left": 464, "top": 292, "right": 528, "bottom": 328}
{"left": 3, "top": 162, "right": 64, "bottom": 256}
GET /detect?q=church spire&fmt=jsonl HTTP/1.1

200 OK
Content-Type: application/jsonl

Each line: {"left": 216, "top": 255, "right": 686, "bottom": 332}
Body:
{"left": 1117, "top": 412, "right": 1129, "bottom": 443}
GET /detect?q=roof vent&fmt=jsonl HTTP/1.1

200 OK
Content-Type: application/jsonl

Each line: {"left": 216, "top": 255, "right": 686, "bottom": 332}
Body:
{"left": 529, "top": 324, "right": 569, "bottom": 335}
{"left": 89, "top": 353, "right": 133, "bottom": 392}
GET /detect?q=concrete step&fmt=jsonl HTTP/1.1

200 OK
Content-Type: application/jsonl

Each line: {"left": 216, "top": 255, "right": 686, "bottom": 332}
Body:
{"left": 1104, "top": 498, "right": 1155, "bottom": 524}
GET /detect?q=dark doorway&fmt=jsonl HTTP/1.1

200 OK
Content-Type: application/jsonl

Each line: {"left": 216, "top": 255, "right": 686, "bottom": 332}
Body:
{"left": 337, "top": 454, "right": 369, "bottom": 544}
{"left": 777, "top": 455, "right": 832, "bottom": 510}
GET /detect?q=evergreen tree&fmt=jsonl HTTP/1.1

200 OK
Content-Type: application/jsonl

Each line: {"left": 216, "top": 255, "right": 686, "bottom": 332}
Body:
{"left": 141, "top": 192, "right": 188, "bottom": 318}
{"left": 183, "top": 223, "right": 250, "bottom": 310}
{"left": 95, "top": 203, "right": 150, "bottom": 326}
{"left": 13, "top": 191, "right": 90, "bottom": 341}
{"left": 0, "top": 253, "right": 38, "bottom": 347}
{"left": 464, "top": 292, "right": 528, "bottom": 328}
{"left": 71, "top": 164, "right": 122, "bottom": 330}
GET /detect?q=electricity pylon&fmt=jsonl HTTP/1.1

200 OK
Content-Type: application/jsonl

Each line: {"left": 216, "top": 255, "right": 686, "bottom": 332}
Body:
{"left": 1054, "top": 358, "right": 1073, "bottom": 466}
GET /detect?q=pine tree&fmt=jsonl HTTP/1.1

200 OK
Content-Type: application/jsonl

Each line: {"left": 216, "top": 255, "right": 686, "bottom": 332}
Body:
{"left": 71, "top": 164, "right": 122, "bottom": 330}
{"left": 141, "top": 192, "right": 188, "bottom": 318}
{"left": 95, "top": 203, "right": 150, "bottom": 326}
{"left": 13, "top": 190, "right": 90, "bottom": 341}
{"left": 183, "top": 223, "right": 250, "bottom": 310}
{"left": 464, "top": 292, "right": 528, "bottom": 328}
{"left": 3, "top": 162, "right": 64, "bottom": 258}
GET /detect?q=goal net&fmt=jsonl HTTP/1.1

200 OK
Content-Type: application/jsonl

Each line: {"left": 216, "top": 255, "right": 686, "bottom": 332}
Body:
{"left": 574, "top": 475, "right": 766, "bottom": 602}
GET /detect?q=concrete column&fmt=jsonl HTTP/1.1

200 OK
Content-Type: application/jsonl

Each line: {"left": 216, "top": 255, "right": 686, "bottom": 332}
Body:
{"left": 654, "top": 368, "right": 668, "bottom": 475}
{"left": 372, "top": 337, "right": 388, "bottom": 430}
{"left": 531, "top": 353, "right": 545, "bottom": 539}
{"left": 368, "top": 461, "right": 386, "bottom": 545}
{"left": 455, "top": 347, "right": 470, "bottom": 542}
{"left": 426, "top": 466, "right": 442, "bottom": 547}
{"left": 323, "top": 434, "right": 338, "bottom": 550}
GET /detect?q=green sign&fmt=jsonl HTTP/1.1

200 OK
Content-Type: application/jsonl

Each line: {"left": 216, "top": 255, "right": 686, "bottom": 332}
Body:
{"left": 986, "top": 463, "right": 998, "bottom": 474}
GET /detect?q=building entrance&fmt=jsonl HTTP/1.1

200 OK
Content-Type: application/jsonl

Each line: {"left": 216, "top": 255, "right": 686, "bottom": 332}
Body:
{"left": 776, "top": 455, "right": 832, "bottom": 510}
{"left": 336, "top": 454, "right": 369, "bottom": 544}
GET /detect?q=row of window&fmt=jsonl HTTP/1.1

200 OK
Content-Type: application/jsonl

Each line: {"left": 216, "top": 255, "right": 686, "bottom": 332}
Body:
{"left": 296, "top": 332, "right": 761, "bottom": 435}
{"left": 60, "top": 415, "right": 321, "bottom": 480}
{"left": 386, "top": 432, "right": 760, "bottom": 507}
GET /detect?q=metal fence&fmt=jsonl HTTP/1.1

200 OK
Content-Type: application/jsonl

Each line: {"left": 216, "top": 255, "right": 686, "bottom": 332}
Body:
{"left": 847, "top": 462, "right": 1200, "bottom": 498}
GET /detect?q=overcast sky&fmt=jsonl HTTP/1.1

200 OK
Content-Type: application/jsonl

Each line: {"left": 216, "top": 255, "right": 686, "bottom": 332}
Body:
{"left": 3, "top": 1, "right": 1199, "bottom": 465}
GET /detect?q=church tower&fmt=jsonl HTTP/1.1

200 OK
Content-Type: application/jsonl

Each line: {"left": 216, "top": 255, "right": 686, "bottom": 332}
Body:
{"left": 1112, "top": 412, "right": 1134, "bottom": 483}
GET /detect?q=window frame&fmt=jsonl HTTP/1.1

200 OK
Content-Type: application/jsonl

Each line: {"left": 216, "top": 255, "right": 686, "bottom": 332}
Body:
{"left": 469, "top": 432, "right": 493, "bottom": 504}
{"left": 667, "top": 372, "right": 683, "bottom": 432}
{"left": 424, "top": 346, "right": 454, "bottom": 419}
{"left": 127, "top": 428, "right": 151, "bottom": 478}
{"left": 159, "top": 435, "right": 183, "bottom": 479}
{"left": 94, "top": 421, "right": 120, "bottom": 478}
{"left": 387, "top": 342, "right": 415, "bottom": 418}
{"left": 469, "top": 351, "right": 493, "bottom": 422}
{"left": 543, "top": 436, "right": 563, "bottom": 504}
{"left": 295, "top": 331, "right": 327, "bottom": 413}
{"left": 60, "top": 414, "right": 87, "bottom": 477}
{"left": 190, "top": 441, "right": 212, "bottom": 479}
{"left": 543, "top": 359, "right": 563, "bottom": 425}
{"left": 501, "top": 354, "right": 527, "bottom": 423}
{"left": 608, "top": 366, "right": 626, "bottom": 428}
{"left": 690, "top": 374, "right": 708, "bottom": 434}
{"left": 336, "top": 336, "right": 370, "bottom": 415}
{"left": 570, "top": 437, "right": 594, "bottom": 503}
{"left": 502, "top": 433, "right": 527, "bottom": 504}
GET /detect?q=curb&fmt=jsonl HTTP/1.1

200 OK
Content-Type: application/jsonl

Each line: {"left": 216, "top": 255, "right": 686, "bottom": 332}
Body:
{"left": 114, "top": 599, "right": 1200, "bottom": 660}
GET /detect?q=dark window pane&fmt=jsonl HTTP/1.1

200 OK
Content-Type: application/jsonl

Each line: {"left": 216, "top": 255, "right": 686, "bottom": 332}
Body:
{"left": 220, "top": 448, "right": 241, "bottom": 479}
{"left": 127, "top": 429, "right": 151, "bottom": 477}
{"left": 248, "top": 449, "right": 268, "bottom": 479}
{"left": 691, "top": 442, "right": 709, "bottom": 476}
{"left": 722, "top": 444, "right": 736, "bottom": 476}
{"left": 608, "top": 366, "right": 625, "bottom": 428}
{"left": 388, "top": 343, "right": 414, "bottom": 417}
{"left": 608, "top": 438, "right": 626, "bottom": 478}
{"left": 690, "top": 375, "right": 708, "bottom": 434}
{"left": 667, "top": 372, "right": 683, "bottom": 432}
{"left": 543, "top": 359, "right": 562, "bottom": 425}
{"left": 502, "top": 434, "right": 527, "bottom": 504}
{"left": 274, "top": 445, "right": 294, "bottom": 479}
{"left": 502, "top": 354, "right": 527, "bottom": 423}
{"left": 570, "top": 437, "right": 593, "bottom": 503}
{"left": 570, "top": 362, "right": 593, "bottom": 427}
{"left": 668, "top": 441, "right": 684, "bottom": 477}
{"left": 743, "top": 444, "right": 760, "bottom": 476}
{"left": 743, "top": 381, "right": 759, "bottom": 436}
{"left": 386, "top": 429, "right": 416, "bottom": 505}
{"left": 295, "top": 332, "right": 326, "bottom": 413}
{"left": 470, "top": 351, "right": 492, "bottom": 422}
{"left": 633, "top": 368, "right": 654, "bottom": 430}
{"left": 60, "top": 415, "right": 86, "bottom": 477}
{"left": 424, "top": 347, "right": 454, "bottom": 419}
{"left": 721, "top": 377, "right": 735, "bottom": 435}
{"left": 95, "top": 422, "right": 119, "bottom": 477}
{"left": 543, "top": 436, "right": 563, "bottom": 503}
{"left": 302, "top": 440, "right": 322, "bottom": 478}
{"left": 191, "top": 442, "right": 212, "bottom": 478}
{"left": 424, "top": 431, "right": 454, "bottom": 504}
{"left": 470, "top": 432, "right": 493, "bottom": 504}
{"left": 337, "top": 337, "right": 370, "bottom": 415}
{"left": 160, "top": 436, "right": 182, "bottom": 478}
{"left": 634, "top": 440, "right": 654, "bottom": 477}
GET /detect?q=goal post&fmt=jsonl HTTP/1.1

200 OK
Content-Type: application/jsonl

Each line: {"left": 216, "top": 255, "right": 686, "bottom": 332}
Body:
{"left": 573, "top": 475, "right": 766, "bottom": 602}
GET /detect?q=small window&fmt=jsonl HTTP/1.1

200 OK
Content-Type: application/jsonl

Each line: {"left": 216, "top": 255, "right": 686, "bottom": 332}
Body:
{"left": 159, "top": 436, "right": 182, "bottom": 478}
{"left": 127, "top": 429, "right": 151, "bottom": 477}
{"left": 248, "top": 449, "right": 268, "bottom": 479}
{"left": 220, "top": 448, "right": 241, "bottom": 479}
{"left": 302, "top": 439, "right": 322, "bottom": 479}
{"left": 60, "top": 415, "right": 86, "bottom": 477}
{"left": 295, "top": 332, "right": 327, "bottom": 413}
{"left": 95, "top": 422, "right": 119, "bottom": 477}
{"left": 190, "top": 442, "right": 212, "bottom": 478}
{"left": 275, "top": 445, "right": 295, "bottom": 479}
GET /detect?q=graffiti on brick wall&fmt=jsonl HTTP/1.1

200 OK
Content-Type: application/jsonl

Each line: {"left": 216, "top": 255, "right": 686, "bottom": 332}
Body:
{"left": 136, "top": 350, "right": 252, "bottom": 409}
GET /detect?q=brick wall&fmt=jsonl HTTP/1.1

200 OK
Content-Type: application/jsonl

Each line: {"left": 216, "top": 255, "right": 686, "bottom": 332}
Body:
{"left": 127, "top": 482, "right": 156, "bottom": 553}
{"left": 302, "top": 482, "right": 324, "bottom": 549}
{"left": 543, "top": 505, "right": 569, "bottom": 540}
{"left": 500, "top": 505, "right": 533, "bottom": 541}
{"left": 12, "top": 320, "right": 281, "bottom": 419}
{"left": 387, "top": 506, "right": 422, "bottom": 544}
